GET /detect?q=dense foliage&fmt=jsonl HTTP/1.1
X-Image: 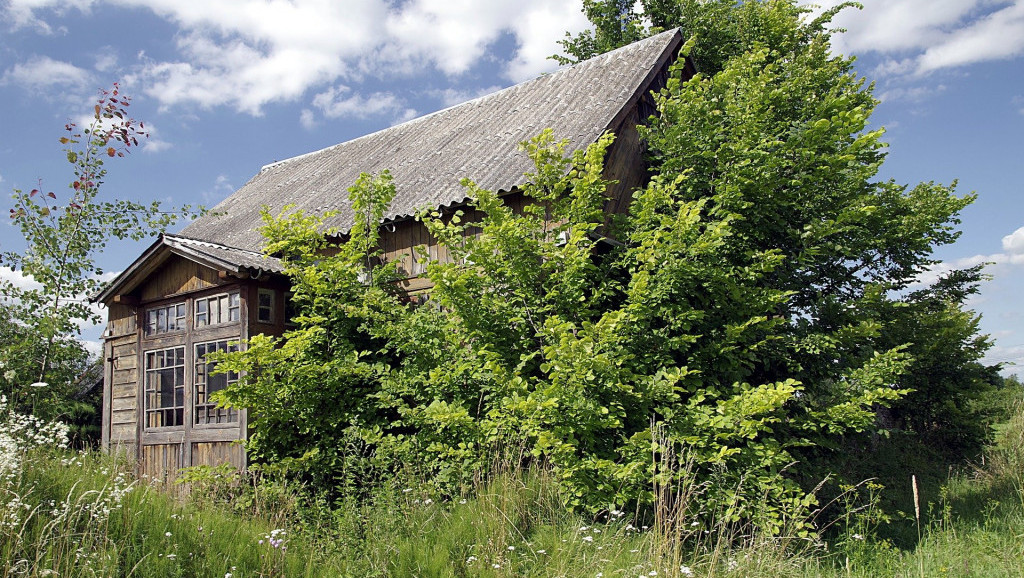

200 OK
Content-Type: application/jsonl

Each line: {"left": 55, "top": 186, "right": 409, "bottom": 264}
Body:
{"left": 562, "top": 0, "right": 999, "bottom": 462}
{"left": 216, "top": 0, "right": 993, "bottom": 526}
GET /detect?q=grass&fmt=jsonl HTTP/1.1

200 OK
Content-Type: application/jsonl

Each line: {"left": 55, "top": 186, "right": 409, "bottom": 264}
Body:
{"left": 3, "top": 396, "right": 1023, "bottom": 577}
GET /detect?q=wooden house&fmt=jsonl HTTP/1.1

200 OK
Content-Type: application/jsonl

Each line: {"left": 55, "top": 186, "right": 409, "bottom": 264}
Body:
{"left": 94, "top": 29, "right": 691, "bottom": 480}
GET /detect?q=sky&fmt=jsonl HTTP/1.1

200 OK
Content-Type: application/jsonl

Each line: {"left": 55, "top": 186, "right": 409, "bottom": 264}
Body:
{"left": 0, "top": 0, "right": 1022, "bottom": 372}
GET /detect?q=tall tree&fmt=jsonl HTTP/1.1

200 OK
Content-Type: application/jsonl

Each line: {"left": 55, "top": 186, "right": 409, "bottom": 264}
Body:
{"left": 563, "top": 0, "right": 996, "bottom": 457}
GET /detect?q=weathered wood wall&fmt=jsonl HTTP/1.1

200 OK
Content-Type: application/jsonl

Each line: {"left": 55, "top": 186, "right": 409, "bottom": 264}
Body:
{"left": 140, "top": 256, "right": 221, "bottom": 301}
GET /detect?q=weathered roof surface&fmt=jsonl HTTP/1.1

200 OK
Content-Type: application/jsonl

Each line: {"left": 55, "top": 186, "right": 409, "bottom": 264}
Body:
{"left": 94, "top": 234, "right": 284, "bottom": 303}
{"left": 181, "top": 29, "right": 682, "bottom": 252}
{"left": 162, "top": 234, "right": 285, "bottom": 274}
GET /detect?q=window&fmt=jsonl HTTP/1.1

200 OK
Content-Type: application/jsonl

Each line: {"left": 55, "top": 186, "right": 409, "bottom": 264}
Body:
{"left": 144, "top": 347, "right": 185, "bottom": 428}
{"left": 257, "top": 288, "right": 275, "bottom": 323}
{"left": 195, "top": 292, "right": 240, "bottom": 327}
{"left": 145, "top": 302, "right": 186, "bottom": 335}
{"left": 194, "top": 340, "right": 239, "bottom": 425}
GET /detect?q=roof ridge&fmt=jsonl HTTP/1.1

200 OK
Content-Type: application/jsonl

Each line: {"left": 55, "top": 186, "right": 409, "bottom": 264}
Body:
{"left": 164, "top": 233, "right": 269, "bottom": 257}
{"left": 257, "top": 28, "right": 682, "bottom": 174}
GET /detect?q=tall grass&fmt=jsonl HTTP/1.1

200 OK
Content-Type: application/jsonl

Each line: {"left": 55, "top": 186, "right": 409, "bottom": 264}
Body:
{"left": 3, "top": 394, "right": 1023, "bottom": 577}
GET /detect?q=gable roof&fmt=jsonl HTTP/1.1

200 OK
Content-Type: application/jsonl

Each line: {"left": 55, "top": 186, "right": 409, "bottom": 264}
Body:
{"left": 180, "top": 28, "right": 684, "bottom": 252}
{"left": 94, "top": 234, "right": 284, "bottom": 303}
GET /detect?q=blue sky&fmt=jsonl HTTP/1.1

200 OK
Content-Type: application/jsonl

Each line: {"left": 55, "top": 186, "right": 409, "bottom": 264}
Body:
{"left": 1, "top": 0, "right": 1022, "bottom": 373}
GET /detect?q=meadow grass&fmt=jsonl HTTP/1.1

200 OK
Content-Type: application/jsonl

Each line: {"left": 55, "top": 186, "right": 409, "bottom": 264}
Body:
{"left": 3, "top": 396, "right": 1023, "bottom": 577}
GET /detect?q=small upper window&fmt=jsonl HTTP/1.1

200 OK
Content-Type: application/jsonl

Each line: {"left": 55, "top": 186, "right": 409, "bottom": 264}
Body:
{"left": 257, "top": 288, "right": 275, "bottom": 323}
{"left": 145, "top": 302, "right": 186, "bottom": 336}
{"left": 195, "top": 292, "right": 240, "bottom": 328}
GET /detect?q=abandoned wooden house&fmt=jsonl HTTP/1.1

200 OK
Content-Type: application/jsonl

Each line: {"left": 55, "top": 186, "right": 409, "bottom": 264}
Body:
{"left": 94, "top": 29, "right": 693, "bottom": 480}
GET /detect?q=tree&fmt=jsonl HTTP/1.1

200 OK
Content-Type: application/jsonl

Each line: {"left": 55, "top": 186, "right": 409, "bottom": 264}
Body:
{"left": 563, "top": 0, "right": 995, "bottom": 459}
{"left": 1, "top": 84, "right": 200, "bottom": 421}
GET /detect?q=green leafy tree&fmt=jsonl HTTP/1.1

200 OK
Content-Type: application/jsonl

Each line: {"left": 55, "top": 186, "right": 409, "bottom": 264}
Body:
{"left": 1, "top": 84, "right": 200, "bottom": 422}
{"left": 564, "top": 0, "right": 994, "bottom": 458}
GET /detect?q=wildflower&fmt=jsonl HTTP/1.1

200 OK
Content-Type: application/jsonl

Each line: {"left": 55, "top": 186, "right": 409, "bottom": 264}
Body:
{"left": 402, "top": 488, "right": 413, "bottom": 493}
{"left": 166, "top": 554, "right": 176, "bottom": 560}
{"left": 582, "top": 536, "right": 594, "bottom": 542}
{"left": 851, "top": 533, "right": 864, "bottom": 541}
{"left": 493, "top": 563, "right": 501, "bottom": 569}
{"left": 537, "top": 549, "right": 546, "bottom": 554}
{"left": 466, "top": 556, "right": 478, "bottom": 563}
{"left": 29, "top": 381, "right": 48, "bottom": 388}
{"left": 690, "top": 521, "right": 699, "bottom": 527}
{"left": 649, "top": 571, "right": 658, "bottom": 576}
{"left": 423, "top": 498, "right": 433, "bottom": 505}
{"left": 680, "top": 566, "right": 693, "bottom": 576}
{"left": 225, "top": 574, "right": 233, "bottom": 578}
{"left": 459, "top": 498, "right": 467, "bottom": 504}
{"left": 507, "top": 546, "right": 515, "bottom": 551}
{"left": 165, "top": 532, "right": 172, "bottom": 537}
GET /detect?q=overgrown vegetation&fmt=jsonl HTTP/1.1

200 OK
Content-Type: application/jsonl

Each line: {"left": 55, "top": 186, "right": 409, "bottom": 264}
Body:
{"left": 216, "top": 0, "right": 992, "bottom": 528}
{"left": 3, "top": 386, "right": 1022, "bottom": 576}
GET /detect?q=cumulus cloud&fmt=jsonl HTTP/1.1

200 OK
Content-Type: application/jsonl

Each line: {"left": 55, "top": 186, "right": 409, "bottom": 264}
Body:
{"left": 1, "top": 55, "right": 92, "bottom": 90}
{"left": 914, "top": 224, "right": 1024, "bottom": 288}
{"left": 1001, "top": 225, "right": 1024, "bottom": 254}
{"left": 822, "top": 0, "right": 1024, "bottom": 76}
{"left": 3, "top": 0, "right": 591, "bottom": 117}
{"left": 312, "top": 85, "right": 410, "bottom": 121}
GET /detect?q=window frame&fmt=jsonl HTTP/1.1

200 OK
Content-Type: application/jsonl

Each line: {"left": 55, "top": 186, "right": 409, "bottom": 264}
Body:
{"left": 144, "top": 301, "right": 187, "bottom": 336}
{"left": 193, "top": 339, "right": 240, "bottom": 427}
{"left": 256, "top": 288, "right": 275, "bottom": 324}
{"left": 194, "top": 291, "right": 241, "bottom": 329}
{"left": 143, "top": 345, "right": 187, "bottom": 430}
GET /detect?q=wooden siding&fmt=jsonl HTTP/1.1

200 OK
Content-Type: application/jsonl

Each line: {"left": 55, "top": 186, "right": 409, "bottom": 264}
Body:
{"left": 141, "top": 443, "right": 183, "bottom": 483}
{"left": 140, "top": 255, "right": 223, "bottom": 301}
{"left": 192, "top": 442, "right": 246, "bottom": 469}
{"left": 104, "top": 335, "right": 138, "bottom": 451}
{"left": 106, "top": 302, "right": 136, "bottom": 338}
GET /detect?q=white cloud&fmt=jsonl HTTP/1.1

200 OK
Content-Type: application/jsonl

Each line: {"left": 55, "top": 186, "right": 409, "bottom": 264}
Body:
{"left": 877, "top": 84, "right": 947, "bottom": 104}
{"left": 916, "top": 1, "right": 1024, "bottom": 74}
{"left": 300, "top": 109, "right": 316, "bottom": 130}
{"left": 311, "top": 85, "right": 412, "bottom": 121}
{"left": 4, "top": 0, "right": 592, "bottom": 117}
{"left": 503, "top": 1, "right": 591, "bottom": 82}
{"left": 93, "top": 50, "right": 118, "bottom": 73}
{"left": 2, "top": 0, "right": 95, "bottom": 32}
{"left": 0, "top": 266, "right": 43, "bottom": 294}
{"left": 0, "top": 55, "right": 92, "bottom": 90}
{"left": 821, "top": 0, "right": 1024, "bottom": 76}
{"left": 982, "top": 341, "right": 1024, "bottom": 374}
{"left": 1001, "top": 225, "right": 1024, "bottom": 253}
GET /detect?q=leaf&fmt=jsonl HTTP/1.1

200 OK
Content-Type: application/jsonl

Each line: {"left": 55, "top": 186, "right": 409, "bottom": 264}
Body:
{"left": 30, "top": 189, "right": 38, "bottom": 197}
{"left": 107, "top": 147, "right": 116, "bottom": 157}
{"left": 47, "top": 192, "right": 56, "bottom": 199}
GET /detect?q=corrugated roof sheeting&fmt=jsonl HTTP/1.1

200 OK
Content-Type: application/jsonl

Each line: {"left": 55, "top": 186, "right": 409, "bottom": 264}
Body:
{"left": 181, "top": 29, "right": 681, "bottom": 252}
{"left": 164, "top": 235, "right": 285, "bottom": 274}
